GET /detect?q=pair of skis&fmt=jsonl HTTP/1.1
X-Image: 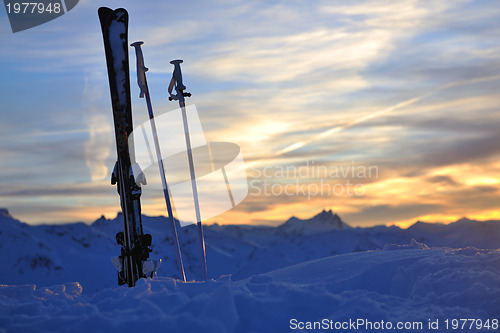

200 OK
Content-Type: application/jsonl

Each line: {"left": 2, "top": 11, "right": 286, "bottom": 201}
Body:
{"left": 99, "top": 7, "right": 207, "bottom": 287}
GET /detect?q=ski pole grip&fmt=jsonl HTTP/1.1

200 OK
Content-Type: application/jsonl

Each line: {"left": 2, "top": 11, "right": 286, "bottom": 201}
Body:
{"left": 131, "top": 41, "right": 146, "bottom": 66}
{"left": 131, "top": 41, "right": 148, "bottom": 98}
{"left": 131, "top": 41, "right": 144, "bottom": 48}
{"left": 170, "top": 59, "right": 187, "bottom": 91}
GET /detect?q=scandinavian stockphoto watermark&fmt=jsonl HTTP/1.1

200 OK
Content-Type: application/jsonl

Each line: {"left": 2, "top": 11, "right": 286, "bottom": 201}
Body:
{"left": 249, "top": 161, "right": 378, "bottom": 199}
{"left": 125, "top": 102, "right": 377, "bottom": 221}
{"left": 129, "top": 104, "right": 248, "bottom": 226}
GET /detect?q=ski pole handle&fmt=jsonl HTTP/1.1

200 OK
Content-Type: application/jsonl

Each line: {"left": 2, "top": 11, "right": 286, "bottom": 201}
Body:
{"left": 130, "top": 41, "right": 148, "bottom": 98}
{"left": 170, "top": 59, "right": 186, "bottom": 91}
{"left": 168, "top": 59, "right": 191, "bottom": 102}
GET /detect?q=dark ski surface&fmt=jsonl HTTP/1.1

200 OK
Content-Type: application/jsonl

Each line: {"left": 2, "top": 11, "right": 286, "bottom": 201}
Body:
{"left": 98, "top": 7, "right": 150, "bottom": 287}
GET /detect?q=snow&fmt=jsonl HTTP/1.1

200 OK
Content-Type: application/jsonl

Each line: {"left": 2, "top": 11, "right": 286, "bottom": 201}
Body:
{"left": 1, "top": 249, "right": 498, "bottom": 332}
{"left": 108, "top": 11, "right": 128, "bottom": 109}
{"left": 408, "top": 218, "right": 500, "bottom": 249}
{"left": 0, "top": 208, "right": 499, "bottom": 332}
{"left": 382, "top": 238, "right": 430, "bottom": 250}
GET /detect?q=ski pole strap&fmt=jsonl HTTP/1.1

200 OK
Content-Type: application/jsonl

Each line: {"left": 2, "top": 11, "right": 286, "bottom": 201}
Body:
{"left": 167, "top": 76, "right": 177, "bottom": 101}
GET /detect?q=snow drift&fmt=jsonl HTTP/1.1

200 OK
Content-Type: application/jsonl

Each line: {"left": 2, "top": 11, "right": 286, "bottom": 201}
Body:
{"left": 0, "top": 208, "right": 499, "bottom": 332}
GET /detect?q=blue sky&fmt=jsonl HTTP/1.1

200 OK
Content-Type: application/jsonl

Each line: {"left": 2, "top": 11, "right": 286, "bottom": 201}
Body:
{"left": 0, "top": 0, "right": 499, "bottom": 226}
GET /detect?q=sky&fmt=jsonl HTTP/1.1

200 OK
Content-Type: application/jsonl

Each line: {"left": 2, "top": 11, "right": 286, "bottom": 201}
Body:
{"left": 0, "top": 0, "right": 499, "bottom": 227}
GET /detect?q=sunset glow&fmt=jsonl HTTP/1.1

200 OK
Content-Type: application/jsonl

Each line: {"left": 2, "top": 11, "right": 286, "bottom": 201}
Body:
{"left": 0, "top": 0, "right": 499, "bottom": 228}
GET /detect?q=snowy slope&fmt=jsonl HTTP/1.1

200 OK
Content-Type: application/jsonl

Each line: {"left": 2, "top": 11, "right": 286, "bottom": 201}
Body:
{"left": 0, "top": 210, "right": 118, "bottom": 292}
{"left": 408, "top": 218, "right": 500, "bottom": 249}
{"left": 0, "top": 247, "right": 498, "bottom": 333}
{"left": 1, "top": 208, "right": 499, "bottom": 332}
{"left": 1, "top": 208, "right": 499, "bottom": 294}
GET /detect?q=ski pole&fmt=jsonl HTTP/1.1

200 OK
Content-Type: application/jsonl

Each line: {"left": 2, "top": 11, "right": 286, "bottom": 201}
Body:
{"left": 130, "top": 41, "right": 186, "bottom": 282}
{"left": 168, "top": 60, "right": 208, "bottom": 281}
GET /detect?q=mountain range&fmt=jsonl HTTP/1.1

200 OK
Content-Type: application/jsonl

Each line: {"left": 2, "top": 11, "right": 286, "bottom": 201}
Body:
{"left": 1, "top": 208, "right": 499, "bottom": 293}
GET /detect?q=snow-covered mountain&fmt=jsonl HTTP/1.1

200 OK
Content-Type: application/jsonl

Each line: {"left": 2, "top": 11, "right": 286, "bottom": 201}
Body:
{"left": 1, "top": 247, "right": 498, "bottom": 333}
{"left": 276, "top": 209, "right": 350, "bottom": 235}
{"left": 1, "top": 207, "right": 499, "bottom": 332}
{"left": 1, "top": 208, "right": 498, "bottom": 293}
{"left": 408, "top": 217, "right": 500, "bottom": 249}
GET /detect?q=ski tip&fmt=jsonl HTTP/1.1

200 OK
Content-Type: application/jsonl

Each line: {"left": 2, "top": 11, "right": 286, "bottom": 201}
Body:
{"left": 98, "top": 7, "right": 129, "bottom": 22}
{"left": 98, "top": 7, "right": 114, "bottom": 34}
{"left": 113, "top": 8, "right": 129, "bottom": 23}
{"left": 98, "top": 7, "right": 129, "bottom": 39}
{"left": 98, "top": 6, "right": 112, "bottom": 13}
{"left": 170, "top": 59, "right": 184, "bottom": 65}
{"left": 98, "top": 7, "right": 113, "bottom": 18}
{"left": 98, "top": 7, "right": 113, "bottom": 22}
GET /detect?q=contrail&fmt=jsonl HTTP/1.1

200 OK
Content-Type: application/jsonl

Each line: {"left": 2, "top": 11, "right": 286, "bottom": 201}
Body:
{"left": 23, "top": 128, "right": 103, "bottom": 137}
{"left": 276, "top": 74, "right": 500, "bottom": 156}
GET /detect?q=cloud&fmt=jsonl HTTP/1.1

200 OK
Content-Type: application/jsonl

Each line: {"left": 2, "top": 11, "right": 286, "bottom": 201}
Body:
{"left": 82, "top": 71, "right": 113, "bottom": 182}
{"left": 344, "top": 203, "right": 444, "bottom": 225}
{"left": 0, "top": 182, "right": 111, "bottom": 197}
{"left": 1, "top": 0, "right": 500, "bottom": 226}
{"left": 426, "top": 175, "right": 458, "bottom": 186}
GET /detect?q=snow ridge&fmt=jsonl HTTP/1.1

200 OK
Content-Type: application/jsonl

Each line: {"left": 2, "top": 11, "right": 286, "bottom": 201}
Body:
{"left": 0, "top": 209, "right": 499, "bottom": 293}
{"left": 277, "top": 209, "right": 350, "bottom": 235}
{"left": 0, "top": 209, "right": 499, "bottom": 332}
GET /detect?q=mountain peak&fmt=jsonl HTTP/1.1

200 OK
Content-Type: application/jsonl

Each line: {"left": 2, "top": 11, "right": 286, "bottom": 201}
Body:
{"left": 314, "top": 209, "right": 336, "bottom": 219}
{"left": 278, "top": 209, "right": 350, "bottom": 235}
{"left": 0, "top": 208, "right": 13, "bottom": 219}
{"left": 310, "top": 209, "right": 347, "bottom": 228}
{"left": 455, "top": 217, "right": 472, "bottom": 224}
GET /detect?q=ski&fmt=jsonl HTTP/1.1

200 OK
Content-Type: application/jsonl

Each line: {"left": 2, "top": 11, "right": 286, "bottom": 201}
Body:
{"left": 98, "top": 7, "right": 152, "bottom": 287}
